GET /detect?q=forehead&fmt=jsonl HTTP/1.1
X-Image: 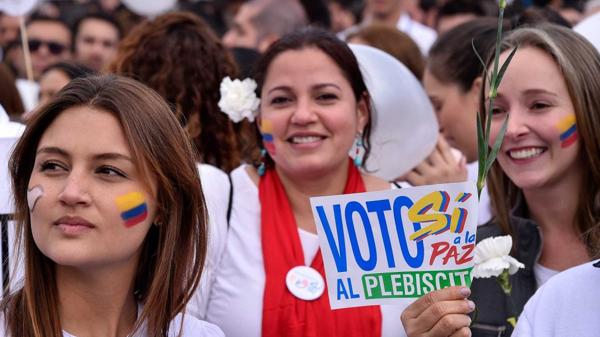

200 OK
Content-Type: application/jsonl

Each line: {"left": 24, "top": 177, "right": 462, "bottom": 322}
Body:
{"left": 78, "top": 18, "right": 119, "bottom": 39}
{"left": 263, "top": 47, "right": 350, "bottom": 88}
{"left": 497, "top": 46, "right": 565, "bottom": 93}
{"left": 236, "top": 3, "right": 260, "bottom": 25}
{"left": 38, "top": 106, "right": 129, "bottom": 154}
{"left": 27, "top": 21, "right": 71, "bottom": 41}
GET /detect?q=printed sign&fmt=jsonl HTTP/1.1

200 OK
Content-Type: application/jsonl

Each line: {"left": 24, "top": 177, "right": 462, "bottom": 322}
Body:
{"left": 310, "top": 182, "right": 478, "bottom": 309}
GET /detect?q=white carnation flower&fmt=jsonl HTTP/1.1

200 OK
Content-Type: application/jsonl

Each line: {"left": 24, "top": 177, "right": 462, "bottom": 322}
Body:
{"left": 472, "top": 235, "right": 524, "bottom": 278}
{"left": 218, "top": 76, "right": 261, "bottom": 123}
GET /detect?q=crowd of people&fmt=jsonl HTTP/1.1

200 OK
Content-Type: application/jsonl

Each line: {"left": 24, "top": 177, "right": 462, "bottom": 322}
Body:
{"left": 1, "top": 0, "right": 600, "bottom": 336}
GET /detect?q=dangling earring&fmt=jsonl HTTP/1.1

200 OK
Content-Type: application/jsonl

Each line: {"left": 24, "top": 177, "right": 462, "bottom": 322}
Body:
{"left": 354, "top": 134, "right": 364, "bottom": 167}
{"left": 258, "top": 148, "right": 267, "bottom": 176}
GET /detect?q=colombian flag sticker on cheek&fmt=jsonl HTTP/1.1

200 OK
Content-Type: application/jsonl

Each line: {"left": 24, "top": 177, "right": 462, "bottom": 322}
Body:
{"left": 116, "top": 192, "right": 148, "bottom": 228}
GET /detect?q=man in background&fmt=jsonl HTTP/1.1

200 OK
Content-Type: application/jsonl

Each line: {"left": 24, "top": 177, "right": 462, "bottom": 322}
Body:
{"left": 222, "top": 0, "right": 307, "bottom": 53}
{"left": 72, "top": 12, "right": 121, "bottom": 72}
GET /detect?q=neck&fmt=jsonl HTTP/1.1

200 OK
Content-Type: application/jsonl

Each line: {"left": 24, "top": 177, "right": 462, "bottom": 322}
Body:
{"left": 366, "top": 3, "right": 403, "bottom": 27}
{"left": 275, "top": 161, "right": 351, "bottom": 233}
{"left": 522, "top": 166, "right": 589, "bottom": 270}
{"left": 57, "top": 261, "right": 139, "bottom": 337}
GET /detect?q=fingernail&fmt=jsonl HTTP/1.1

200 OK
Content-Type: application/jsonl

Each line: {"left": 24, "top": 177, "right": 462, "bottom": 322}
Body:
{"left": 467, "top": 300, "right": 475, "bottom": 310}
{"left": 460, "top": 287, "right": 471, "bottom": 297}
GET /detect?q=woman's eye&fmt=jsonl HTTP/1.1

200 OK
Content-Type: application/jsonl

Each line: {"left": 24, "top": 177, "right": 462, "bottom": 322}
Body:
{"left": 317, "top": 93, "right": 338, "bottom": 101}
{"left": 40, "top": 161, "right": 67, "bottom": 173}
{"left": 96, "top": 166, "right": 127, "bottom": 178}
{"left": 270, "top": 96, "right": 291, "bottom": 105}
{"left": 491, "top": 106, "right": 506, "bottom": 115}
{"left": 531, "top": 102, "right": 550, "bottom": 110}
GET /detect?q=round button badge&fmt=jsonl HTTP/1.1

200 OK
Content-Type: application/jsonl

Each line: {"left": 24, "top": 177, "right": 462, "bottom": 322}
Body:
{"left": 285, "top": 266, "right": 325, "bottom": 301}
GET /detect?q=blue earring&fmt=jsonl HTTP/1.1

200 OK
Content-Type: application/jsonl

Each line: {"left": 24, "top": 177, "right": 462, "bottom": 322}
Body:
{"left": 258, "top": 149, "right": 267, "bottom": 176}
{"left": 354, "top": 135, "right": 364, "bottom": 167}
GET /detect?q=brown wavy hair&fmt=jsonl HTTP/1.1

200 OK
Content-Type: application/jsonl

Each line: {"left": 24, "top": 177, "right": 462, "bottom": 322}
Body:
{"left": 3, "top": 75, "right": 207, "bottom": 337}
{"left": 109, "top": 11, "right": 255, "bottom": 172}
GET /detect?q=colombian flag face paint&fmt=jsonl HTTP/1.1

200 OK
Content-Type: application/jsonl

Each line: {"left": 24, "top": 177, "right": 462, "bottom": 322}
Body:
{"left": 556, "top": 114, "right": 577, "bottom": 148}
{"left": 261, "top": 119, "right": 276, "bottom": 155}
{"left": 115, "top": 192, "right": 148, "bottom": 228}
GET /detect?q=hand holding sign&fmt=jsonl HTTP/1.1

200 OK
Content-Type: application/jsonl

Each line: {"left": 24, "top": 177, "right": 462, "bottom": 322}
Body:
{"left": 400, "top": 286, "right": 474, "bottom": 337}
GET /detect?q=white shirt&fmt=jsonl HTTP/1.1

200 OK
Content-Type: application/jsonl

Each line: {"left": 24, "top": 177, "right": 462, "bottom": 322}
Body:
{"left": 189, "top": 164, "right": 231, "bottom": 319}
{"left": 533, "top": 262, "right": 559, "bottom": 288}
{"left": 0, "top": 306, "right": 223, "bottom": 337}
{"left": 0, "top": 104, "right": 25, "bottom": 138}
{"left": 396, "top": 13, "right": 437, "bottom": 55}
{"left": 202, "top": 166, "right": 408, "bottom": 337}
{"left": 466, "top": 161, "right": 493, "bottom": 225}
{"left": 513, "top": 260, "right": 600, "bottom": 337}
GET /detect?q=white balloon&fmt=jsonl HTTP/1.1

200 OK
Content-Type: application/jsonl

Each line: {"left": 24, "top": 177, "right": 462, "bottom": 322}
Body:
{"left": 349, "top": 44, "right": 438, "bottom": 181}
{"left": 574, "top": 12, "right": 600, "bottom": 53}
{"left": 0, "top": 0, "right": 38, "bottom": 16}
{"left": 121, "top": 0, "right": 176, "bottom": 17}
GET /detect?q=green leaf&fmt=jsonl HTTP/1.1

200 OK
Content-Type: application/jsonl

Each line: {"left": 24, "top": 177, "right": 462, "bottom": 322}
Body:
{"left": 472, "top": 39, "right": 491, "bottom": 87}
{"left": 476, "top": 111, "right": 487, "bottom": 198}
{"left": 484, "top": 114, "right": 509, "bottom": 177}
{"left": 494, "top": 45, "right": 519, "bottom": 89}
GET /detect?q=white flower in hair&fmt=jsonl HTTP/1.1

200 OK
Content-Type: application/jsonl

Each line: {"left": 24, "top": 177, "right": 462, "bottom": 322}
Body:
{"left": 218, "top": 76, "right": 261, "bottom": 123}
{"left": 472, "top": 235, "right": 524, "bottom": 279}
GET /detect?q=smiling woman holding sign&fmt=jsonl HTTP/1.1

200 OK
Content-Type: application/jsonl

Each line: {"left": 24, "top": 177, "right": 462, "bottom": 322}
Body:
{"left": 202, "top": 28, "right": 420, "bottom": 337}
{"left": 401, "top": 24, "right": 600, "bottom": 337}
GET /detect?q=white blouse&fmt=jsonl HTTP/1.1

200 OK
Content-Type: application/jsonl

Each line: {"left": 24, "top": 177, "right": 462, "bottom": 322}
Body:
{"left": 202, "top": 166, "right": 408, "bottom": 337}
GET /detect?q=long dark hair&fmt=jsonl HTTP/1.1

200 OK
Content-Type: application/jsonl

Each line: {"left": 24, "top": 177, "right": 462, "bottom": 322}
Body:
{"left": 4, "top": 75, "right": 207, "bottom": 337}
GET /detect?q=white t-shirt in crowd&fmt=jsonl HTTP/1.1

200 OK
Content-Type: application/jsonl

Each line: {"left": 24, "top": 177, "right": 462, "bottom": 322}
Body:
{"left": 466, "top": 161, "right": 493, "bottom": 225}
{"left": 0, "top": 307, "right": 223, "bottom": 337}
{"left": 396, "top": 12, "right": 437, "bottom": 55}
{"left": 533, "top": 262, "right": 559, "bottom": 288}
{"left": 202, "top": 166, "right": 408, "bottom": 337}
{"left": 513, "top": 260, "right": 600, "bottom": 337}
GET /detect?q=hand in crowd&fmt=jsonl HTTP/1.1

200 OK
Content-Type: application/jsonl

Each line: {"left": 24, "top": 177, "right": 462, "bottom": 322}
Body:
{"left": 396, "top": 136, "right": 467, "bottom": 186}
{"left": 401, "top": 286, "right": 474, "bottom": 337}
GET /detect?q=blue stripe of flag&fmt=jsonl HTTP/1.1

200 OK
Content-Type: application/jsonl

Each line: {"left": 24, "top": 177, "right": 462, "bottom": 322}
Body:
{"left": 560, "top": 125, "right": 576, "bottom": 141}
{"left": 121, "top": 203, "right": 147, "bottom": 220}
{"left": 262, "top": 133, "right": 274, "bottom": 142}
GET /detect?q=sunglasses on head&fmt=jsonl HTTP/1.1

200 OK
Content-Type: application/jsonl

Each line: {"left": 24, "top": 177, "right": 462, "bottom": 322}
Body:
{"left": 28, "top": 39, "right": 67, "bottom": 55}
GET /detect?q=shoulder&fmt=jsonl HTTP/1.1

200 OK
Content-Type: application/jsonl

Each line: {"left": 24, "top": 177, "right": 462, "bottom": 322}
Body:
{"left": 172, "top": 314, "right": 225, "bottom": 337}
{"left": 514, "top": 260, "right": 600, "bottom": 336}
{"left": 362, "top": 173, "right": 391, "bottom": 192}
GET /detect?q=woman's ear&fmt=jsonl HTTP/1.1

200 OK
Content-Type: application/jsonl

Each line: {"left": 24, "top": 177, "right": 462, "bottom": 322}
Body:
{"left": 470, "top": 76, "right": 483, "bottom": 108}
{"left": 356, "top": 94, "right": 369, "bottom": 133}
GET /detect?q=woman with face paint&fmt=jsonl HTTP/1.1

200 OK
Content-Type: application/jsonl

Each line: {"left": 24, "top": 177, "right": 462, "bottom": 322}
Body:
{"left": 2, "top": 75, "right": 224, "bottom": 337}
{"left": 203, "top": 28, "right": 411, "bottom": 337}
{"left": 401, "top": 24, "right": 600, "bottom": 337}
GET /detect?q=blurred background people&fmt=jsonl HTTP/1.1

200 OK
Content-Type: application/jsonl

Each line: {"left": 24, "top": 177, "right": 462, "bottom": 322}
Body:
{"left": 361, "top": 0, "right": 437, "bottom": 54}
{"left": 347, "top": 24, "right": 424, "bottom": 80}
{"left": 37, "top": 61, "right": 94, "bottom": 107}
{"left": 222, "top": 0, "right": 307, "bottom": 54}
{"left": 435, "top": 0, "right": 494, "bottom": 33}
{"left": 72, "top": 12, "right": 122, "bottom": 72}
{"left": 110, "top": 11, "right": 254, "bottom": 172}
{"left": 24, "top": 14, "right": 72, "bottom": 81}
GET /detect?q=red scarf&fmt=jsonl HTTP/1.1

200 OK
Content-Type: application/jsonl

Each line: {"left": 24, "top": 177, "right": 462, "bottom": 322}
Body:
{"left": 260, "top": 161, "right": 382, "bottom": 337}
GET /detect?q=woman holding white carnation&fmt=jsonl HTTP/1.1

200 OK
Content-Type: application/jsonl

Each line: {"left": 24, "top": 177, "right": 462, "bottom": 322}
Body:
{"left": 201, "top": 27, "right": 416, "bottom": 337}
{"left": 401, "top": 24, "right": 600, "bottom": 337}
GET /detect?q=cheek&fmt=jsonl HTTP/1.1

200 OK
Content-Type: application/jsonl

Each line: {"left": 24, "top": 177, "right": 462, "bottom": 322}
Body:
{"left": 114, "top": 192, "right": 150, "bottom": 228}
{"left": 555, "top": 114, "right": 578, "bottom": 148}
{"left": 259, "top": 118, "right": 277, "bottom": 156}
